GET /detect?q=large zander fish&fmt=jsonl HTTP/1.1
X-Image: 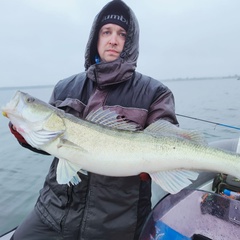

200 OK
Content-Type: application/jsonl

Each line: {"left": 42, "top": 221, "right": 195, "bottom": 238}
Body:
{"left": 2, "top": 91, "right": 240, "bottom": 194}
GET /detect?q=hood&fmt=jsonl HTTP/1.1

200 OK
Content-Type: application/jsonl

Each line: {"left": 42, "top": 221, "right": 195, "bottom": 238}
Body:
{"left": 84, "top": 0, "right": 140, "bottom": 87}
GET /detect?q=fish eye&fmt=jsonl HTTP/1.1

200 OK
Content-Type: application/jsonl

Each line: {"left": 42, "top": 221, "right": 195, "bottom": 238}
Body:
{"left": 26, "top": 97, "right": 35, "bottom": 103}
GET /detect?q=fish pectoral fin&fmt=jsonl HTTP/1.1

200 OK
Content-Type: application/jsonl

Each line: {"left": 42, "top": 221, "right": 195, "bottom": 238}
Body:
{"left": 24, "top": 130, "right": 64, "bottom": 149}
{"left": 149, "top": 170, "right": 199, "bottom": 194}
{"left": 56, "top": 158, "right": 87, "bottom": 185}
{"left": 57, "top": 138, "right": 88, "bottom": 153}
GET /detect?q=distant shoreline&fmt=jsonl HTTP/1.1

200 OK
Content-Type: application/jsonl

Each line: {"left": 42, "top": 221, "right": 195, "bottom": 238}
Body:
{"left": 0, "top": 75, "right": 239, "bottom": 89}
{"left": 0, "top": 85, "right": 54, "bottom": 91}
{"left": 161, "top": 75, "right": 239, "bottom": 82}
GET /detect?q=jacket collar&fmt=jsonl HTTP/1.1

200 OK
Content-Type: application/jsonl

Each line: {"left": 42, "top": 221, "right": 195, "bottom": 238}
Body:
{"left": 87, "top": 58, "right": 135, "bottom": 88}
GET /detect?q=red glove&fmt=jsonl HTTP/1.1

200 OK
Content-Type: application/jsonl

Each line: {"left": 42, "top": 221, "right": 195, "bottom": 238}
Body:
{"left": 139, "top": 172, "right": 150, "bottom": 181}
{"left": 8, "top": 122, "right": 49, "bottom": 155}
{"left": 9, "top": 122, "right": 28, "bottom": 144}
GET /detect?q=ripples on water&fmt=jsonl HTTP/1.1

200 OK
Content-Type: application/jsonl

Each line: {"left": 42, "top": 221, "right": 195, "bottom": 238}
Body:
{"left": 0, "top": 78, "right": 239, "bottom": 235}
{"left": 165, "top": 77, "right": 240, "bottom": 141}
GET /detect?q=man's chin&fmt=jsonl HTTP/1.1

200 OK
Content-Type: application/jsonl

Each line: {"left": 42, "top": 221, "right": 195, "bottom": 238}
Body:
{"left": 104, "top": 56, "right": 119, "bottom": 62}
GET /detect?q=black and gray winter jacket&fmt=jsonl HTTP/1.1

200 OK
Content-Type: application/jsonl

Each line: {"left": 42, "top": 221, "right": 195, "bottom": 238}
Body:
{"left": 20, "top": 1, "right": 178, "bottom": 239}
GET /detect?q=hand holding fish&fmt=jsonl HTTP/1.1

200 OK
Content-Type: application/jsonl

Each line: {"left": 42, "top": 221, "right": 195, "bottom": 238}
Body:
{"left": 8, "top": 122, "right": 28, "bottom": 144}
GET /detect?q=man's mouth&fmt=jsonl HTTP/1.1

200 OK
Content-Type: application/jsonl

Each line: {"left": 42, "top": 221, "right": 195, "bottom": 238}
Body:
{"left": 107, "top": 49, "right": 118, "bottom": 54}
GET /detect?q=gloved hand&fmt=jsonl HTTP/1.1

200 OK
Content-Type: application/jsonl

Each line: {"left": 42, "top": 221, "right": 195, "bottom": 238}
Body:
{"left": 8, "top": 122, "right": 27, "bottom": 144}
{"left": 139, "top": 172, "right": 150, "bottom": 181}
{"left": 8, "top": 121, "right": 50, "bottom": 155}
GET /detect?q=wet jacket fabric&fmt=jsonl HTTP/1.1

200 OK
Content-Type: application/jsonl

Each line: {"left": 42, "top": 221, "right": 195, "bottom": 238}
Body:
{"left": 11, "top": 1, "right": 178, "bottom": 240}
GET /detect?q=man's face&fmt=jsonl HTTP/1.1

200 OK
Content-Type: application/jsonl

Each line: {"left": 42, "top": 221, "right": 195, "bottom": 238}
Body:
{"left": 97, "top": 23, "right": 127, "bottom": 62}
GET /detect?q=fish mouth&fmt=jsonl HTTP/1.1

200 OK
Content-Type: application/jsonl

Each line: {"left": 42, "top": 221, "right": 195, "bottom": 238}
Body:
{"left": 1, "top": 91, "right": 22, "bottom": 118}
{"left": 2, "top": 111, "right": 8, "bottom": 118}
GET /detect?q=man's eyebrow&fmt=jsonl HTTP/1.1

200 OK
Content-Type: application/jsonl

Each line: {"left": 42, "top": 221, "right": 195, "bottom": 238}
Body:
{"left": 101, "top": 27, "right": 111, "bottom": 31}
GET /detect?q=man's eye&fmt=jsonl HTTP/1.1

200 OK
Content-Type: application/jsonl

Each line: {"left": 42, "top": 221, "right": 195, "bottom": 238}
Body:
{"left": 103, "top": 31, "right": 110, "bottom": 35}
{"left": 120, "top": 33, "right": 126, "bottom": 38}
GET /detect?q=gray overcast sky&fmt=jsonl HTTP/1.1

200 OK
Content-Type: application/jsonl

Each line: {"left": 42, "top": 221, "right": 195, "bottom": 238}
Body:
{"left": 0, "top": 0, "right": 239, "bottom": 87}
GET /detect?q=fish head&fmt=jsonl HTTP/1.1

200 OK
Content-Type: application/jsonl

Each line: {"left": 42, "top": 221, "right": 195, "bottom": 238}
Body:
{"left": 3, "top": 91, "right": 51, "bottom": 127}
{"left": 2, "top": 91, "right": 65, "bottom": 148}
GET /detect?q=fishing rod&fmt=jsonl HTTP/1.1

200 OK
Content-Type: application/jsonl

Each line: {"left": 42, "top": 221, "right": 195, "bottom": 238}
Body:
{"left": 176, "top": 114, "right": 240, "bottom": 131}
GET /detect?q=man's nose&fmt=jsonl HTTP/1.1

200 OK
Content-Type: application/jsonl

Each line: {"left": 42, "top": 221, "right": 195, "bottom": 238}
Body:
{"left": 109, "top": 34, "right": 118, "bottom": 45}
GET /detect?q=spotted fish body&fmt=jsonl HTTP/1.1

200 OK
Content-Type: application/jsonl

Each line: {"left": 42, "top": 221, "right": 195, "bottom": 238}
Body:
{"left": 2, "top": 91, "right": 240, "bottom": 194}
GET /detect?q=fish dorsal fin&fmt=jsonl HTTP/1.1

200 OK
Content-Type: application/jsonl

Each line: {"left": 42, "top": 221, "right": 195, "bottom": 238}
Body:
{"left": 150, "top": 170, "right": 199, "bottom": 194}
{"left": 145, "top": 119, "right": 207, "bottom": 145}
{"left": 56, "top": 158, "right": 86, "bottom": 185}
{"left": 86, "top": 108, "right": 139, "bottom": 131}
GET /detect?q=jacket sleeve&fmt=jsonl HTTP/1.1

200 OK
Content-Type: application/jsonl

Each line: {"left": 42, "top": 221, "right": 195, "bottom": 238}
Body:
{"left": 145, "top": 86, "right": 179, "bottom": 127}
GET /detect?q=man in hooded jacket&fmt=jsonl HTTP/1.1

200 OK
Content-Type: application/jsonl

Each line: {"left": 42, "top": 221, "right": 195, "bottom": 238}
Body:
{"left": 9, "top": 1, "right": 178, "bottom": 239}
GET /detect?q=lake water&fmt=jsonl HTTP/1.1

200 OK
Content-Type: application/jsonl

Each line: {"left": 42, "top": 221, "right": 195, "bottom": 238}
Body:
{"left": 0, "top": 77, "right": 239, "bottom": 235}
